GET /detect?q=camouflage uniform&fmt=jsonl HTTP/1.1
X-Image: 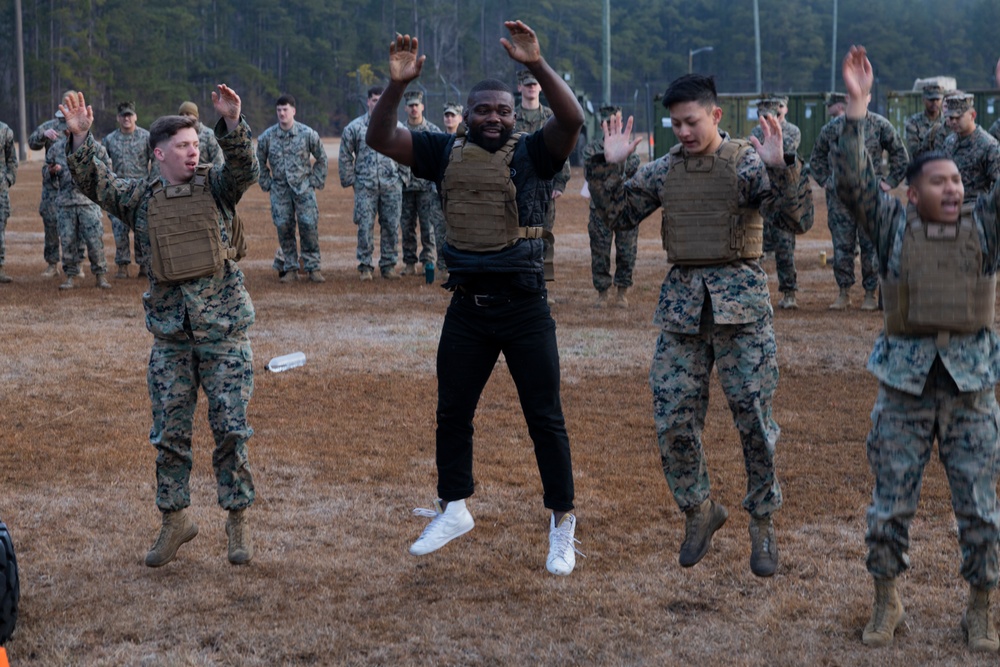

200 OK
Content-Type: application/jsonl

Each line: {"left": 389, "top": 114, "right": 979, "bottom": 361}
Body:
{"left": 102, "top": 126, "right": 152, "bottom": 267}
{"left": 583, "top": 133, "right": 640, "bottom": 292}
{"left": 47, "top": 137, "right": 109, "bottom": 277}
{"left": 339, "top": 112, "right": 408, "bottom": 274}
{"left": 257, "top": 120, "right": 328, "bottom": 273}
{"left": 943, "top": 127, "right": 1000, "bottom": 204}
{"left": 751, "top": 118, "right": 801, "bottom": 293}
{"left": 516, "top": 104, "right": 570, "bottom": 279}
{"left": 810, "top": 112, "right": 907, "bottom": 292}
{"left": 989, "top": 118, "right": 1000, "bottom": 145}
{"left": 0, "top": 121, "right": 16, "bottom": 272}
{"left": 587, "top": 131, "right": 813, "bottom": 518}
{"left": 905, "top": 113, "right": 947, "bottom": 161}
{"left": 401, "top": 116, "right": 445, "bottom": 268}
{"left": 29, "top": 116, "right": 73, "bottom": 266}
{"left": 196, "top": 122, "right": 224, "bottom": 167}
{"left": 67, "top": 117, "right": 259, "bottom": 512}
{"left": 834, "top": 117, "right": 1000, "bottom": 588}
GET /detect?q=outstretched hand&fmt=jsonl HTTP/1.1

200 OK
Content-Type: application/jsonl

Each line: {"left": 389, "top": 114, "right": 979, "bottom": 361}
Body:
{"left": 212, "top": 84, "right": 241, "bottom": 123}
{"left": 748, "top": 114, "right": 785, "bottom": 167}
{"left": 500, "top": 21, "right": 541, "bottom": 65}
{"left": 842, "top": 45, "right": 873, "bottom": 101}
{"left": 389, "top": 33, "right": 425, "bottom": 84}
{"left": 601, "top": 112, "right": 641, "bottom": 165}
{"left": 58, "top": 91, "right": 93, "bottom": 139}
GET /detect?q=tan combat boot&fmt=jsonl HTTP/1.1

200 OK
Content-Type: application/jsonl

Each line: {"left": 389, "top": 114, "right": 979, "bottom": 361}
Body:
{"left": 615, "top": 286, "right": 629, "bottom": 309}
{"left": 860, "top": 290, "right": 878, "bottom": 311}
{"left": 145, "top": 509, "right": 199, "bottom": 567}
{"left": 359, "top": 267, "right": 374, "bottom": 282}
{"left": 678, "top": 499, "right": 728, "bottom": 567}
{"left": 749, "top": 516, "right": 779, "bottom": 577}
{"left": 41, "top": 263, "right": 59, "bottom": 278}
{"left": 95, "top": 274, "right": 112, "bottom": 289}
{"left": 829, "top": 287, "right": 851, "bottom": 310}
{"left": 862, "top": 578, "right": 905, "bottom": 647}
{"left": 778, "top": 292, "right": 798, "bottom": 310}
{"left": 280, "top": 270, "right": 298, "bottom": 283}
{"left": 114, "top": 265, "right": 129, "bottom": 279}
{"left": 382, "top": 266, "right": 400, "bottom": 280}
{"left": 59, "top": 275, "right": 77, "bottom": 290}
{"left": 308, "top": 270, "right": 326, "bottom": 283}
{"left": 594, "top": 290, "right": 608, "bottom": 308}
{"left": 226, "top": 509, "right": 253, "bottom": 565}
{"left": 963, "top": 585, "right": 1000, "bottom": 652}
{"left": 400, "top": 263, "right": 416, "bottom": 276}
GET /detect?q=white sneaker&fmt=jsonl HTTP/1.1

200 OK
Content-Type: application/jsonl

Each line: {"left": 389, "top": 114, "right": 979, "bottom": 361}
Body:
{"left": 547, "top": 513, "right": 583, "bottom": 576}
{"left": 409, "top": 499, "right": 475, "bottom": 556}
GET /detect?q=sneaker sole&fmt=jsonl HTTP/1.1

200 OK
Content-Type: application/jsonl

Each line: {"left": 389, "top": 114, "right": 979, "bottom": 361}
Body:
{"left": 409, "top": 520, "right": 474, "bottom": 556}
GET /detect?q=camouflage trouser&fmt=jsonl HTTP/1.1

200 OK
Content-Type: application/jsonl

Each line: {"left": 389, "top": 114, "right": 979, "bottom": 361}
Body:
{"left": 0, "top": 190, "right": 8, "bottom": 267}
{"left": 763, "top": 219, "right": 797, "bottom": 293}
{"left": 110, "top": 214, "right": 144, "bottom": 266}
{"left": 587, "top": 207, "right": 638, "bottom": 292}
{"left": 827, "top": 191, "right": 878, "bottom": 292}
{"left": 400, "top": 189, "right": 442, "bottom": 266}
{"left": 649, "top": 310, "right": 782, "bottom": 518}
{"left": 148, "top": 333, "right": 256, "bottom": 512}
{"left": 865, "top": 361, "right": 1000, "bottom": 588}
{"left": 353, "top": 184, "right": 401, "bottom": 273}
{"left": 39, "top": 180, "right": 69, "bottom": 265}
{"left": 58, "top": 204, "right": 108, "bottom": 276}
{"left": 269, "top": 186, "right": 321, "bottom": 272}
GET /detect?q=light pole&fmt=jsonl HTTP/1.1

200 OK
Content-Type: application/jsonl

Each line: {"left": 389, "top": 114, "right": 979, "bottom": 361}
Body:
{"left": 688, "top": 46, "right": 714, "bottom": 74}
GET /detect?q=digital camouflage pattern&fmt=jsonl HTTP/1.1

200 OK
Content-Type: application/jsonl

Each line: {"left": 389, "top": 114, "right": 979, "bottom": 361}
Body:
{"left": 339, "top": 113, "right": 407, "bottom": 272}
{"left": 102, "top": 126, "right": 152, "bottom": 267}
{"left": 904, "top": 110, "right": 947, "bottom": 160}
{"left": 811, "top": 112, "right": 907, "bottom": 291}
{"left": 257, "top": 120, "right": 328, "bottom": 273}
{"left": 0, "top": 121, "right": 16, "bottom": 268}
{"left": 48, "top": 136, "right": 109, "bottom": 276}
{"left": 29, "top": 117, "right": 70, "bottom": 265}
{"left": 751, "top": 120, "right": 803, "bottom": 292}
{"left": 196, "top": 121, "right": 224, "bottom": 167}
{"left": 68, "top": 116, "right": 259, "bottom": 512}
{"left": 990, "top": 118, "right": 1000, "bottom": 146}
{"left": 401, "top": 119, "right": 445, "bottom": 267}
{"left": 583, "top": 134, "right": 640, "bottom": 291}
{"left": 587, "top": 131, "right": 812, "bottom": 517}
{"left": 943, "top": 125, "right": 1000, "bottom": 203}
{"left": 834, "top": 117, "right": 1000, "bottom": 587}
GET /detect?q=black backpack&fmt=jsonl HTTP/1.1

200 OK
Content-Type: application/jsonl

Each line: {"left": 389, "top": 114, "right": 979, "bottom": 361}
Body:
{"left": 0, "top": 520, "right": 18, "bottom": 645}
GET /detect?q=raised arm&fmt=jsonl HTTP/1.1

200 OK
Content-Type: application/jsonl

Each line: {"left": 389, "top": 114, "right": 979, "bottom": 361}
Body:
{"left": 365, "top": 34, "right": 423, "bottom": 167}
{"left": 501, "top": 21, "right": 583, "bottom": 162}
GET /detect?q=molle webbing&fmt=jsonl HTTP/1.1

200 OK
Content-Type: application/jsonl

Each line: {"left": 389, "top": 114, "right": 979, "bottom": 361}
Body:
{"left": 660, "top": 139, "right": 763, "bottom": 265}
{"left": 882, "top": 206, "right": 995, "bottom": 337}
{"left": 146, "top": 166, "right": 236, "bottom": 284}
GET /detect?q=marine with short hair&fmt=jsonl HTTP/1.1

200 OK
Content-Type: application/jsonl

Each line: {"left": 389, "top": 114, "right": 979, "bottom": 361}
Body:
{"left": 399, "top": 90, "right": 446, "bottom": 277}
{"left": 943, "top": 92, "right": 1000, "bottom": 205}
{"left": 836, "top": 46, "right": 1000, "bottom": 652}
{"left": 257, "top": 93, "right": 328, "bottom": 283}
{"left": 583, "top": 104, "right": 640, "bottom": 307}
{"left": 905, "top": 83, "right": 947, "bottom": 161}
{"left": 63, "top": 86, "right": 259, "bottom": 569}
{"left": 442, "top": 102, "right": 463, "bottom": 134}
{"left": 178, "top": 101, "right": 224, "bottom": 168}
{"left": 593, "top": 72, "right": 813, "bottom": 578}
{"left": 0, "top": 118, "right": 16, "bottom": 284}
{"left": 102, "top": 101, "right": 153, "bottom": 278}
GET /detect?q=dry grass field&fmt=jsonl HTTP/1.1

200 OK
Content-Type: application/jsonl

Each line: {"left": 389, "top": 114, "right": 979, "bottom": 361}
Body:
{"left": 0, "top": 148, "right": 996, "bottom": 666}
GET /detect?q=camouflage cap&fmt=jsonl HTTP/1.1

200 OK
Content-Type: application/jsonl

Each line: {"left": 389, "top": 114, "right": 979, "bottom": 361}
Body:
{"left": 922, "top": 84, "right": 945, "bottom": 100}
{"left": 598, "top": 105, "right": 622, "bottom": 121}
{"left": 178, "top": 101, "right": 199, "bottom": 118}
{"left": 404, "top": 91, "right": 424, "bottom": 106}
{"left": 517, "top": 69, "right": 539, "bottom": 85}
{"left": 56, "top": 90, "right": 76, "bottom": 117}
{"left": 117, "top": 101, "right": 136, "bottom": 116}
{"left": 443, "top": 102, "right": 463, "bottom": 116}
{"left": 944, "top": 92, "right": 974, "bottom": 117}
{"left": 755, "top": 97, "right": 779, "bottom": 116}
{"left": 769, "top": 94, "right": 789, "bottom": 106}
{"left": 826, "top": 92, "right": 847, "bottom": 107}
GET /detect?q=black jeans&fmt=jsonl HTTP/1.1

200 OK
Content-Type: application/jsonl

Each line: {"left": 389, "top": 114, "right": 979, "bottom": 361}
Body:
{"left": 435, "top": 288, "right": 575, "bottom": 511}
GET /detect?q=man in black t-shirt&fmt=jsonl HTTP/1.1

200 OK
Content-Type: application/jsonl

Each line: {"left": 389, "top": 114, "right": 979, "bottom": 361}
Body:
{"left": 365, "top": 21, "right": 584, "bottom": 575}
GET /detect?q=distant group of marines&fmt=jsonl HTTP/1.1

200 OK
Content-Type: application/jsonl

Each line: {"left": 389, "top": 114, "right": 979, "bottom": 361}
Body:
{"left": 3, "top": 22, "right": 1000, "bottom": 654}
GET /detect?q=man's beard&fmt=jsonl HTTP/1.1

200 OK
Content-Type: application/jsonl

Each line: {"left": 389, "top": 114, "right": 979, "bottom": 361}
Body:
{"left": 468, "top": 123, "right": 513, "bottom": 152}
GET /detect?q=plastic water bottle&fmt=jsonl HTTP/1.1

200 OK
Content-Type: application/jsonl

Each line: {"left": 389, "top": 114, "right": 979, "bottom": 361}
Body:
{"left": 267, "top": 351, "right": 306, "bottom": 373}
{"left": 424, "top": 262, "right": 435, "bottom": 284}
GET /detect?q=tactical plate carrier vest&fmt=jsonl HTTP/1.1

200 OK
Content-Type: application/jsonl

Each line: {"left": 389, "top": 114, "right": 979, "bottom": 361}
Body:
{"left": 146, "top": 165, "right": 244, "bottom": 285}
{"left": 442, "top": 133, "right": 547, "bottom": 252}
{"left": 660, "top": 140, "right": 763, "bottom": 265}
{"left": 882, "top": 205, "right": 995, "bottom": 336}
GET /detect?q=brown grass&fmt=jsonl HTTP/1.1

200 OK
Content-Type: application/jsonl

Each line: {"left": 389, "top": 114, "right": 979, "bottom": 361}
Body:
{"left": 0, "top": 157, "right": 995, "bottom": 665}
